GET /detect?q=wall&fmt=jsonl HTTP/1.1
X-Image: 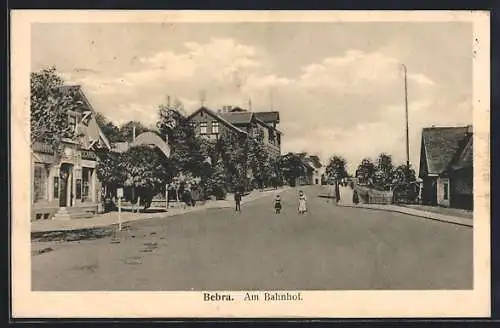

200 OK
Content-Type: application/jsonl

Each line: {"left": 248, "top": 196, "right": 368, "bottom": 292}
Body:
{"left": 436, "top": 177, "right": 450, "bottom": 207}
{"left": 190, "top": 110, "right": 235, "bottom": 140}
{"left": 32, "top": 143, "right": 101, "bottom": 220}
{"left": 450, "top": 168, "right": 473, "bottom": 210}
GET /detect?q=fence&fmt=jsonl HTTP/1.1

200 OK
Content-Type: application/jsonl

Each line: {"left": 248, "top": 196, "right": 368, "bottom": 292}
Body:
{"left": 355, "top": 185, "right": 393, "bottom": 205}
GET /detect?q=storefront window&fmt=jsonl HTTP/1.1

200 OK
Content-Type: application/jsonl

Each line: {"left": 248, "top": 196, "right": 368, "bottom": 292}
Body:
{"left": 53, "top": 177, "right": 59, "bottom": 199}
{"left": 76, "top": 179, "right": 82, "bottom": 199}
{"left": 33, "top": 164, "right": 48, "bottom": 202}
{"left": 82, "top": 167, "right": 92, "bottom": 202}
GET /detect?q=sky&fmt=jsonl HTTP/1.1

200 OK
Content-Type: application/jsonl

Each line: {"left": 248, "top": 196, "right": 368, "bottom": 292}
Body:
{"left": 31, "top": 22, "right": 473, "bottom": 173}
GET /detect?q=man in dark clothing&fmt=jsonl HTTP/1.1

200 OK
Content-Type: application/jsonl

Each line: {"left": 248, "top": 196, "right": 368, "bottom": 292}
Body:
{"left": 234, "top": 191, "right": 242, "bottom": 212}
{"left": 335, "top": 181, "right": 341, "bottom": 204}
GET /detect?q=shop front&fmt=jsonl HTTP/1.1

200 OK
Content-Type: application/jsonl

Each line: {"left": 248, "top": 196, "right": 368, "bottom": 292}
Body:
{"left": 31, "top": 140, "right": 101, "bottom": 221}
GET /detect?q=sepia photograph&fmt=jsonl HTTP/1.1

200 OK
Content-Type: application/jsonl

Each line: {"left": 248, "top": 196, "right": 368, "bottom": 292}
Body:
{"left": 11, "top": 10, "right": 490, "bottom": 318}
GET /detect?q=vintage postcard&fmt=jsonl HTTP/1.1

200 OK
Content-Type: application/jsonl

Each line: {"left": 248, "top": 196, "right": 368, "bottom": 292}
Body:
{"left": 11, "top": 10, "right": 490, "bottom": 318}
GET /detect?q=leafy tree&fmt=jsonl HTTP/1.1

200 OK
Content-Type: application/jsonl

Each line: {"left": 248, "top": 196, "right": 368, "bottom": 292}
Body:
{"left": 392, "top": 164, "right": 418, "bottom": 203}
{"left": 169, "top": 172, "right": 201, "bottom": 203}
{"left": 280, "top": 152, "right": 306, "bottom": 186}
{"left": 206, "top": 160, "right": 228, "bottom": 200}
{"left": 95, "top": 112, "right": 122, "bottom": 143}
{"left": 373, "top": 153, "right": 395, "bottom": 191}
{"left": 122, "top": 145, "right": 175, "bottom": 210}
{"left": 247, "top": 129, "right": 271, "bottom": 190}
{"left": 356, "top": 158, "right": 376, "bottom": 185}
{"left": 325, "top": 155, "right": 348, "bottom": 182}
{"left": 157, "top": 104, "right": 204, "bottom": 177}
{"left": 30, "top": 66, "right": 79, "bottom": 152}
{"left": 95, "top": 148, "right": 127, "bottom": 196}
{"left": 217, "top": 128, "right": 248, "bottom": 192}
{"left": 119, "top": 120, "right": 154, "bottom": 142}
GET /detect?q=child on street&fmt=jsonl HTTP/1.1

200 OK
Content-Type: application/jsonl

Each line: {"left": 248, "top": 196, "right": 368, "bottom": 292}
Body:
{"left": 274, "top": 194, "right": 282, "bottom": 214}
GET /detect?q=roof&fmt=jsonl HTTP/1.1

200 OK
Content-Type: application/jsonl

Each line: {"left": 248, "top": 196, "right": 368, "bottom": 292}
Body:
{"left": 131, "top": 131, "right": 171, "bottom": 158}
{"left": 301, "top": 160, "right": 315, "bottom": 171}
{"left": 308, "top": 155, "right": 323, "bottom": 168}
{"left": 219, "top": 112, "right": 254, "bottom": 125}
{"left": 58, "top": 84, "right": 111, "bottom": 150}
{"left": 420, "top": 126, "right": 471, "bottom": 175}
{"left": 112, "top": 142, "right": 130, "bottom": 153}
{"left": 254, "top": 111, "right": 280, "bottom": 124}
{"left": 451, "top": 134, "right": 473, "bottom": 171}
{"left": 187, "top": 107, "right": 247, "bottom": 134}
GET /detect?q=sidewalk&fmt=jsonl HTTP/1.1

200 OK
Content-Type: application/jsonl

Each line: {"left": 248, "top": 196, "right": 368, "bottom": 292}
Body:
{"left": 338, "top": 203, "right": 473, "bottom": 227}
{"left": 31, "top": 186, "right": 290, "bottom": 233}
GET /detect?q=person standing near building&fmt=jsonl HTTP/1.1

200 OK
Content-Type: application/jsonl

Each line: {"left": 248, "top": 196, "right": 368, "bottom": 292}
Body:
{"left": 234, "top": 190, "right": 242, "bottom": 212}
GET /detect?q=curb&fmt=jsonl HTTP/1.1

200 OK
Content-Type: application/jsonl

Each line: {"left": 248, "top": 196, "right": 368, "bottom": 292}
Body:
{"left": 338, "top": 204, "right": 473, "bottom": 228}
{"left": 31, "top": 188, "right": 290, "bottom": 234}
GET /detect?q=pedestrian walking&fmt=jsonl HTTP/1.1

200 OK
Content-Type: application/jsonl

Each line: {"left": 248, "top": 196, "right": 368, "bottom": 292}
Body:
{"left": 298, "top": 190, "right": 307, "bottom": 214}
{"left": 234, "top": 190, "right": 242, "bottom": 212}
{"left": 352, "top": 189, "right": 359, "bottom": 205}
{"left": 335, "top": 182, "right": 341, "bottom": 204}
{"left": 274, "top": 194, "right": 282, "bottom": 214}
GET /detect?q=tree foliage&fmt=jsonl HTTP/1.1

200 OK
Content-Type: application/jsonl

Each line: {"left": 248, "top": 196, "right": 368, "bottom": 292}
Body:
{"left": 280, "top": 152, "right": 306, "bottom": 186}
{"left": 30, "top": 67, "right": 79, "bottom": 151}
{"left": 95, "top": 112, "right": 122, "bottom": 143}
{"left": 372, "top": 153, "right": 395, "bottom": 191}
{"left": 325, "top": 155, "right": 348, "bottom": 181}
{"left": 157, "top": 105, "right": 204, "bottom": 177}
{"left": 95, "top": 148, "right": 127, "bottom": 189}
{"left": 119, "top": 120, "right": 154, "bottom": 142}
{"left": 217, "top": 128, "right": 248, "bottom": 191}
{"left": 356, "top": 158, "right": 376, "bottom": 185}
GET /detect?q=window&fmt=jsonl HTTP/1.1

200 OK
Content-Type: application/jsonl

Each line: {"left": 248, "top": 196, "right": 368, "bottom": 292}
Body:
{"left": 76, "top": 179, "right": 82, "bottom": 199}
{"left": 82, "top": 167, "right": 91, "bottom": 201}
{"left": 33, "top": 164, "right": 48, "bottom": 202}
{"left": 200, "top": 122, "right": 208, "bottom": 134}
{"left": 190, "top": 122, "right": 197, "bottom": 130}
{"left": 53, "top": 177, "right": 59, "bottom": 199}
{"left": 443, "top": 182, "right": 449, "bottom": 200}
{"left": 68, "top": 114, "right": 77, "bottom": 132}
{"left": 212, "top": 121, "right": 219, "bottom": 134}
{"left": 68, "top": 111, "right": 82, "bottom": 133}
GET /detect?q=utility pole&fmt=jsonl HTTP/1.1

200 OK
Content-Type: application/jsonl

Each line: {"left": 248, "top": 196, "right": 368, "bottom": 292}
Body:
{"left": 402, "top": 64, "right": 410, "bottom": 167}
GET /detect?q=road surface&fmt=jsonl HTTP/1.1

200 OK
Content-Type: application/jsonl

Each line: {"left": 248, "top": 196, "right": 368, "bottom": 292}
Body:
{"left": 32, "top": 185, "right": 472, "bottom": 290}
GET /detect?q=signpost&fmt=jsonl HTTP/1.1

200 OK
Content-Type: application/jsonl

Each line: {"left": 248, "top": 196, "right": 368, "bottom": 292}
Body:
{"left": 117, "top": 187, "right": 123, "bottom": 231}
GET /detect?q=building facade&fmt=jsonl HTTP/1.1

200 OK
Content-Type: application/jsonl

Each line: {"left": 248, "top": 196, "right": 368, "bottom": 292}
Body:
{"left": 187, "top": 106, "right": 282, "bottom": 158}
{"left": 418, "top": 125, "right": 473, "bottom": 210}
{"left": 31, "top": 85, "right": 111, "bottom": 221}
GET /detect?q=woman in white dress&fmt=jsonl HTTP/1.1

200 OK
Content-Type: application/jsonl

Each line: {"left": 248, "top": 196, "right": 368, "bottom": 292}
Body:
{"left": 298, "top": 190, "right": 307, "bottom": 214}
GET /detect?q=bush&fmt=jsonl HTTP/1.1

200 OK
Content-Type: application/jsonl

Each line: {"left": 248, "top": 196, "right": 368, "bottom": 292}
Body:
{"left": 214, "top": 186, "right": 227, "bottom": 200}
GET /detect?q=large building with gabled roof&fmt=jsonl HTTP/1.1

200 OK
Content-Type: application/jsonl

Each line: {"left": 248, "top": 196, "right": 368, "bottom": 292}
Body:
{"left": 187, "top": 105, "right": 282, "bottom": 158}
